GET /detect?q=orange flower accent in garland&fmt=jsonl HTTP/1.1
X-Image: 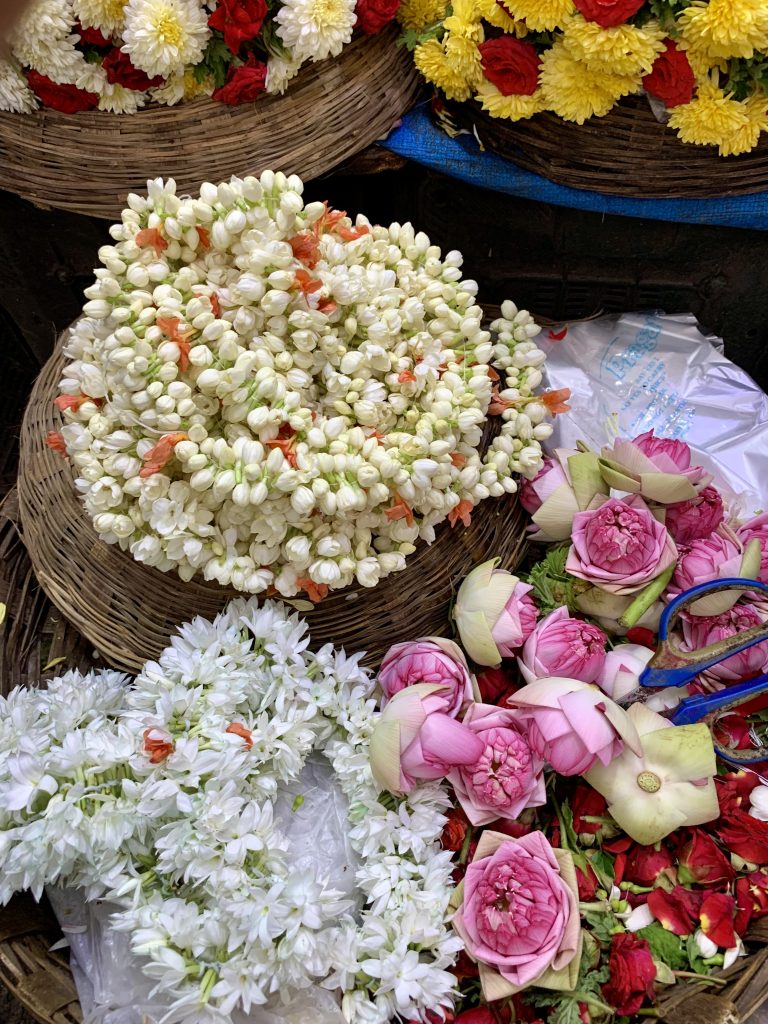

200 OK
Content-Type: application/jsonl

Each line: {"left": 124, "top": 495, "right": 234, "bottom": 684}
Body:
{"left": 296, "top": 578, "right": 329, "bottom": 602}
{"left": 135, "top": 227, "right": 168, "bottom": 257}
{"left": 448, "top": 499, "right": 473, "bottom": 528}
{"left": 226, "top": 722, "right": 254, "bottom": 749}
{"left": 139, "top": 432, "right": 188, "bottom": 478}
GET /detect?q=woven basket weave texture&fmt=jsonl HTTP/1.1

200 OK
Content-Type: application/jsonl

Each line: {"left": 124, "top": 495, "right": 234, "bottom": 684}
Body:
{"left": 446, "top": 95, "right": 768, "bottom": 199}
{"left": 0, "top": 28, "right": 421, "bottom": 220}
{"left": 18, "top": 333, "right": 528, "bottom": 673}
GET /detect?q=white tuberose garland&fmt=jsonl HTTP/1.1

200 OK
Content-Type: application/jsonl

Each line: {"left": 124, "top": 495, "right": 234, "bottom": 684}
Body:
{"left": 56, "top": 170, "right": 551, "bottom": 598}
{"left": 0, "top": 600, "right": 458, "bottom": 1024}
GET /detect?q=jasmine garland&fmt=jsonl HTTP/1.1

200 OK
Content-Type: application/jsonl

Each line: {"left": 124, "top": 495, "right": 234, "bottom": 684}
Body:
{"left": 0, "top": 599, "right": 459, "bottom": 1024}
{"left": 53, "top": 171, "right": 553, "bottom": 599}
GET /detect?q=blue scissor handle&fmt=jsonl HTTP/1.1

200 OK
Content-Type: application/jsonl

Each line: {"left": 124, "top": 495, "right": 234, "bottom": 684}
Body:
{"left": 639, "top": 577, "right": 768, "bottom": 690}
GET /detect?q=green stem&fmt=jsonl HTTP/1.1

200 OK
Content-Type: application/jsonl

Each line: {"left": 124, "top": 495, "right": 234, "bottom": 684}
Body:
{"left": 458, "top": 826, "right": 474, "bottom": 865}
{"left": 672, "top": 971, "right": 727, "bottom": 987}
{"left": 568, "top": 992, "right": 615, "bottom": 1015}
{"left": 618, "top": 563, "right": 676, "bottom": 629}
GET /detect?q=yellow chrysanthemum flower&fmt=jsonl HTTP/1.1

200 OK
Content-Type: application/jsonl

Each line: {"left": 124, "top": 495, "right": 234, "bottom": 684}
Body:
{"left": 443, "top": 0, "right": 484, "bottom": 41}
{"left": 397, "top": 0, "right": 448, "bottom": 31}
{"left": 502, "top": 0, "right": 575, "bottom": 32}
{"left": 474, "top": 0, "right": 524, "bottom": 33}
{"left": 414, "top": 36, "right": 480, "bottom": 100}
{"left": 539, "top": 39, "right": 639, "bottom": 124}
{"left": 678, "top": 0, "right": 768, "bottom": 61}
{"left": 476, "top": 79, "right": 547, "bottom": 120}
{"left": 562, "top": 16, "right": 666, "bottom": 77}
{"left": 668, "top": 79, "right": 752, "bottom": 153}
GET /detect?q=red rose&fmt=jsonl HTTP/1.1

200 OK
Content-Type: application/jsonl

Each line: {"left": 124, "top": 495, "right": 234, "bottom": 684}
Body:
{"left": 713, "top": 713, "right": 755, "bottom": 752}
{"left": 700, "top": 892, "right": 737, "bottom": 949}
{"left": 453, "top": 949, "right": 480, "bottom": 982}
{"left": 718, "top": 771, "right": 761, "bottom": 816}
{"left": 624, "top": 842, "right": 675, "bottom": 887}
{"left": 718, "top": 807, "right": 768, "bottom": 865}
{"left": 576, "top": 863, "right": 600, "bottom": 900}
{"left": 476, "top": 666, "right": 513, "bottom": 704}
{"left": 479, "top": 37, "right": 540, "bottom": 97}
{"left": 440, "top": 808, "right": 469, "bottom": 852}
{"left": 625, "top": 626, "right": 657, "bottom": 649}
{"left": 26, "top": 70, "right": 99, "bottom": 113}
{"left": 647, "top": 885, "right": 703, "bottom": 936}
{"left": 455, "top": 1010, "right": 495, "bottom": 1024}
{"left": 736, "top": 871, "right": 768, "bottom": 935}
{"left": 570, "top": 782, "right": 608, "bottom": 837}
{"left": 601, "top": 934, "right": 657, "bottom": 1016}
{"left": 642, "top": 40, "right": 695, "bottom": 109}
{"left": 677, "top": 829, "right": 734, "bottom": 888}
{"left": 208, "top": 0, "right": 268, "bottom": 54}
{"left": 355, "top": 0, "right": 400, "bottom": 34}
{"left": 212, "top": 57, "right": 268, "bottom": 105}
{"left": 76, "top": 21, "right": 112, "bottom": 47}
{"left": 103, "top": 48, "right": 164, "bottom": 90}
{"left": 574, "top": 0, "right": 644, "bottom": 28}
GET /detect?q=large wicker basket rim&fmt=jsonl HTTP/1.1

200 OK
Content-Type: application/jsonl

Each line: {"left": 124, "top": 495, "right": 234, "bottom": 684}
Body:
{"left": 0, "top": 28, "right": 421, "bottom": 219}
{"left": 17, "top": 328, "right": 528, "bottom": 673}
{"left": 446, "top": 95, "right": 768, "bottom": 199}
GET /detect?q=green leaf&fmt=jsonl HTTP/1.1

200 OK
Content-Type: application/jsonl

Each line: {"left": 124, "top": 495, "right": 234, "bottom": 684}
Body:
{"left": 523, "top": 543, "right": 582, "bottom": 615}
{"left": 398, "top": 21, "right": 445, "bottom": 51}
{"left": 583, "top": 909, "right": 617, "bottom": 944}
{"left": 686, "top": 933, "right": 709, "bottom": 974}
{"left": 637, "top": 923, "right": 688, "bottom": 971}
{"left": 588, "top": 850, "right": 615, "bottom": 891}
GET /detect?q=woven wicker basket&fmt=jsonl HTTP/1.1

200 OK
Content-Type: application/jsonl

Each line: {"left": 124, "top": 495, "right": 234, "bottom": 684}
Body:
{"left": 17, "top": 333, "right": 528, "bottom": 673}
{"left": 445, "top": 95, "right": 768, "bottom": 199}
{"left": 0, "top": 28, "right": 421, "bottom": 221}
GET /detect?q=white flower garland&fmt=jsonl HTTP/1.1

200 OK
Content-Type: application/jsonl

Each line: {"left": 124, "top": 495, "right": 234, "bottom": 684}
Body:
{"left": 56, "top": 171, "right": 551, "bottom": 597}
{"left": 0, "top": 600, "right": 458, "bottom": 1024}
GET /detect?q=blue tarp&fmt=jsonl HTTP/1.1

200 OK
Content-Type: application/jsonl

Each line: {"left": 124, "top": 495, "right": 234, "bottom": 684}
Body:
{"left": 382, "top": 106, "right": 768, "bottom": 231}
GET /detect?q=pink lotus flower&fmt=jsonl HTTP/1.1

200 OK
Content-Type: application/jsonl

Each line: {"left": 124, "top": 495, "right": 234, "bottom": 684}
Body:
{"left": 454, "top": 560, "right": 539, "bottom": 666}
{"left": 682, "top": 603, "right": 768, "bottom": 684}
{"left": 738, "top": 513, "right": 768, "bottom": 584}
{"left": 667, "top": 524, "right": 761, "bottom": 616}
{"left": 520, "top": 449, "right": 608, "bottom": 543}
{"left": 518, "top": 607, "right": 607, "bottom": 684}
{"left": 599, "top": 431, "right": 710, "bottom": 505}
{"left": 378, "top": 637, "right": 474, "bottom": 717}
{"left": 449, "top": 703, "right": 545, "bottom": 825}
{"left": 566, "top": 496, "right": 678, "bottom": 596}
{"left": 370, "top": 684, "right": 485, "bottom": 795}
{"left": 506, "top": 678, "right": 640, "bottom": 776}
{"left": 664, "top": 486, "right": 725, "bottom": 546}
{"left": 596, "top": 643, "right": 654, "bottom": 701}
{"left": 453, "top": 830, "right": 581, "bottom": 998}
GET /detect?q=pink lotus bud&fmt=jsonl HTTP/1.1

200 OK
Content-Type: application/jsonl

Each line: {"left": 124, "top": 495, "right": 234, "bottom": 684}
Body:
{"left": 378, "top": 637, "right": 474, "bottom": 717}
{"left": 737, "top": 512, "right": 768, "bottom": 584}
{"left": 454, "top": 559, "right": 539, "bottom": 666}
{"left": 632, "top": 430, "right": 693, "bottom": 471}
{"left": 370, "top": 684, "right": 485, "bottom": 795}
{"left": 667, "top": 524, "right": 761, "bottom": 616}
{"left": 665, "top": 486, "right": 725, "bottom": 545}
{"left": 599, "top": 431, "right": 710, "bottom": 504}
{"left": 449, "top": 703, "right": 546, "bottom": 824}
{"left": 519, "top": 456, "right": 564, "bottom": 515}
{"left": 566, "top": 496, "right": 678, "bottom": 595}
{"left": 518, "top": 607, "right": 607, "bottom": 684}
{"left": 682, "top": 603, "right": 768, "bottom": 684}
{"left": 596, "top": 643, "right": 654, "bottom": 701}
{"left": 521, "top": 449, "right": 608, "bottom": 543}
{"left": 507, "top": 678, "right": 640, "bottom": 776}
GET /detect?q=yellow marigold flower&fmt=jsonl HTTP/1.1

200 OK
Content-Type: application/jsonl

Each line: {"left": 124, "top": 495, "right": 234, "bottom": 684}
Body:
{"left": 477, "top": 79, "right": 547, "bottom": 120}
{"left": 502, "top": 0, "right": 575, "bottom": 32}
{"left": 540, "top": 39, "right": 639, "bottom": 124}
{"left": 474, "top": 0, "right": 524, "bottom": 33}
{"left": 447, "top": 32, "right": 484, "bottom": 80}
{"left": 444, "top": 0, "right": 484, "bottom": 40}
{"left": 397, "top": 0, "right": 448, "bottom": 31}
{"left": 668, "top": 80, "right": 752, "bottom": 152}
{"left": 716, "top": 92, "right": 768, "bottom": 155}
{"left": 414, "top": 37, "right": 477, "bottom": 100}
{"left": 678, "top": 0, "right": 768, "bottom": 61}
{"left": 562, "top": 16, "right": 666, "bottom": 77}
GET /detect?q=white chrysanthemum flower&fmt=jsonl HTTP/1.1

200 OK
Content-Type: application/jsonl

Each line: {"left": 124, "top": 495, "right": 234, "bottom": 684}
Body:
{"left": 73, "top": 0, "right": 128, "bottom": 34}
{"left": 99, "top": 82, "right": 148, "bottom": 113}
{"left": 265, "top": 52, "right": 303, "bottom": 94}
{"left": 75, "top": 60, "right": 109, "bottom": 94}
{"left": 9, "top": 0, "right": 83, "bottom": 84}
{"left": 122, "top": 0, "right": 210, "bottom": 78}
{"left": 275, "top": 0, "right": 357, "bottom": 62}
{"left": 0, "top": 58, "right": 38, "bottom": 113}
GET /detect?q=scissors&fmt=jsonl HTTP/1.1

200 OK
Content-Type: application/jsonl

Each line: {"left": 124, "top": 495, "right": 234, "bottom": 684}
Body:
{"left": 635, "top": 577, "right": 768, "bottom": 766}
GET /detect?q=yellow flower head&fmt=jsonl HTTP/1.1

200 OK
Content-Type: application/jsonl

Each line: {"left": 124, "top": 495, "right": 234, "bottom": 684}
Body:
{"left": 540, "top": 38, "right": 639, "bottom": 123}
{"left": 183, "top": 69, "right": 212, "bottom": 99}
{"left": 397, "top": 0, "right": 448, "bottom": 31}
{"left": 678, "top": 0, "right": 768, "bottom": 61}
{"left": 443, "top": 0, "right": 484, "bottom": 40}
{"left": 474, "top": 0, "right": 524, "bottom": 33}
{"left": 414, "top": 36, "right": 480, "bottom": 100}
{"left": 501, "top": 0, "right": 575, "bottom": 32}
{"left": 562, "top": 15, "right": 666, "bottom": 77}
{"left": 668, "top": 79, "right": 756, "bottom": 154}
{"left": 476, "top": 79, "right": 547, "bottom": 120}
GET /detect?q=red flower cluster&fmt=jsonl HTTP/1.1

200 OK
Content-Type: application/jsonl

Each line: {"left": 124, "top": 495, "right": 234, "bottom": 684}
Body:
{"left": 208, "top": 0, "right": 268, "bottom": 54}
{"left": 355, "top": 0, "right": 401, "bottom": 34}
{"left": 212, "top": 56, "right": 269, "bottom": 105}
{"left": 602, "top": 934, "right": 656, "bottom": 1015}
{"left": 573, "top": 0, "right": 645, "bottom": 27}
{"left": 643, "top": 41, "right": 696, "bottom": 109}
{"left": 479, "top": 37, "right": 540, "bottom": 96}
{"left": 103, "top": 48, "right": 164, "bottom": 90}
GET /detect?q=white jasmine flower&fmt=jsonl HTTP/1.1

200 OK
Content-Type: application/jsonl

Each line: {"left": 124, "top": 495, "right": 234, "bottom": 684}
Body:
{"left": 275, "top": 0, "right": 357, "bottom": 62}
{"left": 122, "top": 0, "right": 209, "bottom": 78}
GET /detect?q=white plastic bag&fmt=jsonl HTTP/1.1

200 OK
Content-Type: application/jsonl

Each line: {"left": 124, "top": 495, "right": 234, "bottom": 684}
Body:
{"left": 540, "top": 312, "right": 768, "bottom": 515}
